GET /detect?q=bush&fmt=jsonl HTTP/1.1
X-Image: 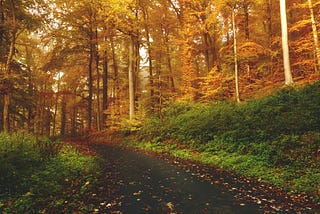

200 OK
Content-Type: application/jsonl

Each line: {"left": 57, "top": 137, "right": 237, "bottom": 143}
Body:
{"left": 0, "top": 133, "right": 102, "bottom": 213}
{"left": 138, "top": 82, "right": 320, "bottom": 162}
{"left": 0, "top": 133, "right": 61, "bottom": 193}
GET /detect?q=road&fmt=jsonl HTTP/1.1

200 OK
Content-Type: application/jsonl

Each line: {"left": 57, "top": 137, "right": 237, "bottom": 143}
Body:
{"left": 89, "top": 144, "right": 262, "bottom": 214}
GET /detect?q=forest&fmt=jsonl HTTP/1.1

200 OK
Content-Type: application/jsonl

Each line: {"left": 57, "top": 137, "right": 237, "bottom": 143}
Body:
{"left": 0, "top": 0, "right": 320, "bottom": 213}
{"left": 0, "top": 0, "right": 319, "bottom": 134}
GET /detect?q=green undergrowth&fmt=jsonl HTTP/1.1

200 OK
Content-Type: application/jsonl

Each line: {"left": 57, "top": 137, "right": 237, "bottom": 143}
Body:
{"left": 125, "top": 81, "right": 320, "bottom": 202}
{"left": 0, "top": 132, "right": 103, "bottom": 213}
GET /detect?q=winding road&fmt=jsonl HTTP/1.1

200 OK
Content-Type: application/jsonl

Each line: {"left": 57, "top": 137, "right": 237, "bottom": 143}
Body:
{"left": 89, "top": 144, "right": 262, "bottom": 214}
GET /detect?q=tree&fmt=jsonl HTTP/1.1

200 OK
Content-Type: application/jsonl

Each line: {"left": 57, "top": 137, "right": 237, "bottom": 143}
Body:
{"left": 0, "top": 0, "right": 43, "bottom": 132}
{"left": 307, "top": 0, "right": 320, "bottom": 72}
{"left": 280, "top": 0, "right": 293, "bottom": 85}
{"left": 231, "top": 5, "right": 240, "bottom": 103}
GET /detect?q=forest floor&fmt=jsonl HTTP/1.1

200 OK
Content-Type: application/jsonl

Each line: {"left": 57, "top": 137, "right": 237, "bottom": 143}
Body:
{"left": 66, "top": 137, "right": 320, "bottom": 214}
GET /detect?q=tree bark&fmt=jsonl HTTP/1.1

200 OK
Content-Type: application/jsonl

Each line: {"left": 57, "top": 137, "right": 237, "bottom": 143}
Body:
{"left": 164, "top": 30, "right": 175, "bottom": 91}
{"left": 52, "top": 73, "right": 61, "bottom": 136}
{"left": 71, "top": 89, "right": 77, "bottom": 136}
{"left": 128, "top": 36, "right": 135, "bottom": 120}
{"left": 280, "top": 0, "right": 293, "bottom": 85}
{"left": 307, "top": 0, "right": 320, "bottom": 72}
{"left": 60, "top": 95, "right": 66, "bottom": 136}
{"left": 232, "top": 8, "right": 240, "bottom": 103}
{"left": 144, "top": 10, "right": 155, "bottom": 101}
{"left": 243, "top": 2, "right": 250, "bottom": 40}
{"left": 95, "top": 28, "right": 101, "bottom": 131}
{"left": 3, "top": 0, "right": 17, "bottom": 133}
{"left": 102, "top": 36, "right": 108, "bottom": 129}
{"left": 266, "top": 0, "right": 273, "bottom": 74}
{"left": 111, "top": 34, "right": 120, "bottom": 116}
{"left": 88, "top": 26, "right": 94, "bottom": 131}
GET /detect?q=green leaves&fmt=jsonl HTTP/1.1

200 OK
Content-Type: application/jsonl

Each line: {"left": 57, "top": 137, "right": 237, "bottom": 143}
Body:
{"left": 0, "top": 133, "right": 103, "bottom": 213}
{"left": 135, "top": 81, "right": 320, "bottom": 199}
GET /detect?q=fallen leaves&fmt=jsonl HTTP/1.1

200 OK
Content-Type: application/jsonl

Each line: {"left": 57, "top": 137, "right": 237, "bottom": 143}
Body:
{"left": 62, "top": 141, "right": 320, "bottom": 214}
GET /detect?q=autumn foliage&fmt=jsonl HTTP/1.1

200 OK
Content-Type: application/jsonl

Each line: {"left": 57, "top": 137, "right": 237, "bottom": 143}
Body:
{"left": 0, "top": 0, "right": 319, "bottom": 134}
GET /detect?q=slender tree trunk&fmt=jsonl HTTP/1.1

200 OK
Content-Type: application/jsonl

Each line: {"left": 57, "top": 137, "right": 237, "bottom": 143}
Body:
{"left": 39, "top": 84, "right": 47, "bottom": 136}
{"left": 88, "top": 28, "right": 94, "bottom": 131}
{"left": 232, "top": 8, "right": 240, "bottom": 103}
{"left": 164, "top": 32, "right": 175, "bottom": 91}
{"left": 307, "top": 0, "right": 320, "bottom": 72}
{"left": 71, "top": 88, "right": 77, "bottom": 136}
{"left": 280, "top": 0, "right": 293, "bottom": 85}
{"left": 52, "top": 73, "right": 61, "bottom": 136}
{"left": 157, "top": 60, "right": 163, "bottom": 119}
{"left": 0, "top": 0, "right": 4, "bottom": 44}
{"left": 95, "top": 28, "right": 101, "bottom": 131}
{"left": 243, "top": 2, "right": 250, "bottom": 40}
{"left": 128, "top": 36, "right": 135, "bottom": 120}
{"left": 3, "top": 94, "right": 10, "bottom": 132}
{"left": 111, "top": 35, "right": 120, "bottom": 116}
{"left": 203, "top": 33, "right": 211, "bottom": 73}
{"left": 266, "top": 0, "right": 273, "bottom": 74}
{"left": 146, "top": 27, "right": 154, "bottom": 99}
{"left": 143, "top": 8, "right": 154, "bottom": 103}
{"left": 26, "top": 46, "right": 34, "bottom": 133}
{"left": 102, "top": 37, "right": 108, "bottom": 129}
{"left": 60, "top": 95, "right": 66, "bottom": 136}
{"left": 3, "top": 5, "right": 16, "bottom": 132}
{"left": 243, "top": 1, "right": 251, "bottom": 81}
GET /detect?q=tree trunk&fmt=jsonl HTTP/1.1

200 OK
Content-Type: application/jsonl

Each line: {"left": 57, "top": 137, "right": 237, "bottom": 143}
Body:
{"left": 3, "top": 94, "right": 10, "bottom": 132}
{"left": 232, "top": 8, "right": 240, "bottom": 103}
{"left": 280, "top": 0, "right": 293, "bottom": 85}
{"left": 102, "top": 37, "right": 108, "bottom": 129}
{"left": 111, "top": 35, "right": 120, "bottom": 117}
{"left": 243, "top": 1, "right": 250, "bottom": 40}
{"left": 60, "top": 95, "right": 66, "bottom": 136}
{"left": 71, "top": 88, "right": 77, "bottom": 136}
{"left": 3, "top": 1, "right": 16, "bottom": 132}
{"left": 307, "top": 0, "right": 320, "bottom": 72}
{"left": 203, "top": 32, "right": 211, "bottom": 73}
{"left": 52, "top": 73, "right": 61, "bottom": 136}
{"left": 164, "top": 31, "right": 175, "bottom": 91}
{"left": 143, "top": 8, "right": 154, "bottom": 103}
{"left": 128, "top": 36, "right": 135, "bottom": 120}
{"left": 26, "top": 46, "right": 34, "bottom": 133}
{"left": 266, "top": 0, "right": 273, "bottom": 74}
{"left": 95, "top": 28, "right": 101, "bottom": 131}
{"left": 88, "top": 29, "right": 94, "bottom": 131}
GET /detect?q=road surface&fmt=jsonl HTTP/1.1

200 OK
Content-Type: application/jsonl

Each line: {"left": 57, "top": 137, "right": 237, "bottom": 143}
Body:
{"left": 90, "top": 144, "right": 262, "bottom": 214}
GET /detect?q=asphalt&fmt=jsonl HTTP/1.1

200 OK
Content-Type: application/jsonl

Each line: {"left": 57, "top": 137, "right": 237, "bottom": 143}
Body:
{"left": 90, "top": 144, "right": 262, "bottom": 214}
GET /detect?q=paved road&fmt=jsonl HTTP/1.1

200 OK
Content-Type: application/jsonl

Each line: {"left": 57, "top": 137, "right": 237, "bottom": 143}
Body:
{"left": 90, "top": 144, "right": 262, "bottom": 214}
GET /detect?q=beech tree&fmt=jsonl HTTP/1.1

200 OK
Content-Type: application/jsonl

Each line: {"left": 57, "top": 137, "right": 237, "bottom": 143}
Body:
{"left": 280, "top": 0, "right": 293, "bottom": 85}
{"left": 307, "top": 0, "right": 320, "bottom": 72}
{"left": 1, "top": 0, "right": 318, "bottom": 134}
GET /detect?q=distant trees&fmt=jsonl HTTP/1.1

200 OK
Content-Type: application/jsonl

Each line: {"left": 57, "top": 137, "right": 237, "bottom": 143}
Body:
{"left": 0, "top": 0, "right": 319, "bottom": 135}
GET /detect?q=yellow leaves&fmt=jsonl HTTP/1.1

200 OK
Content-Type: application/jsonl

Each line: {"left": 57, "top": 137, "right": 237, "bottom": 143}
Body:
{"left": 239, "top": 41, "right": 267, "bottom": 60}
{"left": 289, "top": 19, "right": 311, "bottom": 33}
{"left": 100, "top": 0, "right": 139, "bottom": 32}
{"left": 199, "top": 66, "right": 234, "bottom": 101}
{"left": 166, "top": 202, "right": 175, "bottom": 211}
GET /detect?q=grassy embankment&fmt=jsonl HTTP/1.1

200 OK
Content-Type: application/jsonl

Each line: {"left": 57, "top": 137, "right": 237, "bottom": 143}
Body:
{"left": 0, "top": 133, "right": 103, "bottom": 213}
{"left": 124, "top": 81, "right": 320, "bottom": 201}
